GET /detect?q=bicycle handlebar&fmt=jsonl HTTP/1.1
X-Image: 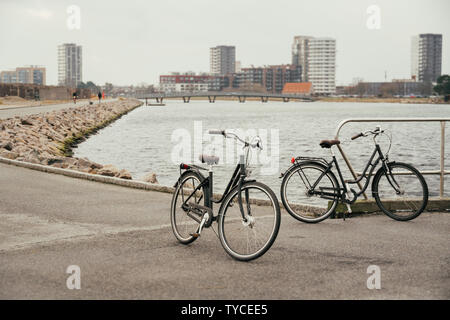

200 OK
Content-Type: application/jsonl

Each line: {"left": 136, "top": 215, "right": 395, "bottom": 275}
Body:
{"left": 351, "top": 126, "right": 384, "bottom": 140}
{"left": 351, "top": 132, "right": 364, "bottom": 140}
{"left": 208, "top": 129, "right": 263, "bottom": 150}
{"left": 208, "top": 129, "right": 225, "bottom": 135}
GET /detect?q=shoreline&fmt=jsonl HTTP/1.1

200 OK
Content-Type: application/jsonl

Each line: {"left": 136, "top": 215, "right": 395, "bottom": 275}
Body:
{"left": 0, "top": 98, "right": 151, "bottom": 181}
{"left": 317, "top": 96, "right": 448, "bottom": 104}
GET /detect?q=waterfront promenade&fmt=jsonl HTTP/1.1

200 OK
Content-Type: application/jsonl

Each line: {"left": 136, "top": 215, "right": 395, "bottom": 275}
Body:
{"left": 0, "top": 162, "right": 448, "bottom": 299}
{"left": 0, "top": 101, "right": 448, "bottom": 299}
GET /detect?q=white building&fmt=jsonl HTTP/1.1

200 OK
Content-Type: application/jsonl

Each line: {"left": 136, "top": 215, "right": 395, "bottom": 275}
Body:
{"left": 307, "top": 38, "right": 336, "bottom": 94}
{"left": 210, "top": 45, "right": 235, "bottom": 75}
{"left": 291, "top": 36, "right": 336, "bottom": 95}
{"left": 58, "top": 43, "right": 82, "bottom": 87}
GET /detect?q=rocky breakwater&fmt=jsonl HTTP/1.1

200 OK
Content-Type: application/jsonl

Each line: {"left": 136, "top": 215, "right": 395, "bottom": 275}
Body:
{"left": 0, "top": 99, "right": 155, "bottom": 182}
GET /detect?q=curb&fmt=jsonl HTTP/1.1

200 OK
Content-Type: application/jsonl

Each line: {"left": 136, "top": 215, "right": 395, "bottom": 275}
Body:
{"left": 0, "top": 156, "right": 175, "bottom": 194}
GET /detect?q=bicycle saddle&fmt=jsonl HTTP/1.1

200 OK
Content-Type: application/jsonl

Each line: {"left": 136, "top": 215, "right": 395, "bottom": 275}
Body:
{"left": 319, "top": 139, "right": 340, "bottom": 149}
{"left": 199, "top": 154, "right": 220, "bottom": 165}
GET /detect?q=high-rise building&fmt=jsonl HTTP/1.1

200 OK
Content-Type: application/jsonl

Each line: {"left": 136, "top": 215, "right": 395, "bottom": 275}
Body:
{"left": 411, "top": 34, "right": 442, "bottom": 83}
{"left": 291, "top": 36, "right": 312, "bottom": 82}
{"left": 58, "top": 43, "right": 82, "bottom": 87}
{"left": 210, "top": 45, "right": 235, "bottom": 75}
{"left": 307, "top": 38, "right": 336, "bottom": 95}
{"left": 291, "top": 36, "right": 336, "bottom": 94}
{"left": 0, "top": 66, "right": 46, "bottom": 85}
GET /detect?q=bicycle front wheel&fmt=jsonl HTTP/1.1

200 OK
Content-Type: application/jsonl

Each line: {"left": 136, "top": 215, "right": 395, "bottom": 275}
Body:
{"left": 218, "top": 181, "right": 281, "bottom": 261}
{"left": 373, "top": 162, "right": 428, "bottom": 221}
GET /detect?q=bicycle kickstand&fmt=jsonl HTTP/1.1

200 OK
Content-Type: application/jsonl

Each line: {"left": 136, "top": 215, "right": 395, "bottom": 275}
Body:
{"left": 343, "top": 203, "right": 352, "bottom": 221}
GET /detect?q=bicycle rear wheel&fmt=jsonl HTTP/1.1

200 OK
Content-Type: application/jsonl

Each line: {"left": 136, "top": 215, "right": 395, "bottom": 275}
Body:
{"left": 280, "top": 162, "right": 339, "bottom": 223}
{"left": 373, "top": 162, "right": 428, "bottom": 221}
{"left": 170, "top": 171, "right": 206, "bottom": 244}
{"left": 218, "top": 181, "right": 280, "bottom": 261}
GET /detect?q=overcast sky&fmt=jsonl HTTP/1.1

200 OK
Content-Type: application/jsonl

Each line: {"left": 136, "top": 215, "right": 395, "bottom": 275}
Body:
{"left": 1, "top": 0, "right": 449, "bottom": 86}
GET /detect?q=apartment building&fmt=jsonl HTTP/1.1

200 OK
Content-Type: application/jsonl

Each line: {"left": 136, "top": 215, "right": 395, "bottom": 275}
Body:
{"left": 0, "top": 66, "right": 46, "bottom": 85}
{"left": 291, "top": 36, "right": 313, "bottom": 83}
{"left": 210, "top": 46, "right": 236, "bottom": 75}
{"left": 411, "top": 34, "right": 442, "bottom": 82}
{"left": 159, "top": 73, "right": 229, "bottom": 92}
{"left": 291, "top": 36, "right": 336, "bottom": 95}
{"left": 237, "top": 64, "right": 302, "bottom": 93}
{"left": 58, "top": 43, "right": 82, "bottom": 87}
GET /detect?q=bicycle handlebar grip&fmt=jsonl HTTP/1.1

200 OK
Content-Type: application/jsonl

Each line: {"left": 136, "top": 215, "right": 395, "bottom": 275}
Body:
{"left": 208, "top": 129, "right": 225, "bottom": 135}
{"left": 351, "top": 132, "right": 364, "bottom": 140}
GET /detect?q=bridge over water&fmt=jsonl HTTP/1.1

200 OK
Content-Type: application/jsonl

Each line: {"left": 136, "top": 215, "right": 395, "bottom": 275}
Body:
{"left": 137, "top": 91, "right": 315, "bottom": 105}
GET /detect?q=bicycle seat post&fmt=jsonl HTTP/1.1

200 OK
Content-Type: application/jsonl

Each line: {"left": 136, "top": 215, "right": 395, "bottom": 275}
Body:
{"left": 208, "top": 164, "right": 213, "bottom": 208}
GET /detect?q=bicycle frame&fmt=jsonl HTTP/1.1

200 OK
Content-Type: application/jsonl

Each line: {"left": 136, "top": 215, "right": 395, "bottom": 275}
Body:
{"left": 303, "top": 143, "right": 395, "bottom": 203}
{"left": 178, "top": 154, "right": 252, "bottom": 224}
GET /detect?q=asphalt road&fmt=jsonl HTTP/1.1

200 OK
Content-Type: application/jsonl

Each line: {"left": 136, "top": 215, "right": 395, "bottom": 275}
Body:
{"left": 0, "top": 162, "right": 449, "bottom": 299}
{"left": 0, "top": 99, "right": 116, "bottom": 119}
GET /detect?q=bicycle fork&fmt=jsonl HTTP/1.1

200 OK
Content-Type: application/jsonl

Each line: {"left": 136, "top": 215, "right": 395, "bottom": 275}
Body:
{"left": 237, "top": 155, "right": 254, "bottom": 227}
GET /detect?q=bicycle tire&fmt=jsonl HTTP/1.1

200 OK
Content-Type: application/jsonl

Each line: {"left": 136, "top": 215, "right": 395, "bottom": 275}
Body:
{"left": 372, "top": 162, "right": 428, "bottom": 221}
{"left": 218, "top": 181, "right": 281, "bottom": 261}
{"left": 170, "top": 171, "right": 207, "bottom": 244}
{"left": 281, "top": 161, "right": 339, "bottom": 223}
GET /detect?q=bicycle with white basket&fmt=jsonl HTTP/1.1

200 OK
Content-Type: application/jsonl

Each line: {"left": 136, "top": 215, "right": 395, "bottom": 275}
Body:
{"left": 170, "top": 129, "right": 281, "bottom": 261}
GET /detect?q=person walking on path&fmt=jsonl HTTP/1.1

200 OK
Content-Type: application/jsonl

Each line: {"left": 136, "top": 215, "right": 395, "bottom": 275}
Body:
{"left": 73, "top": 92, "right": 77, "bottom": 104}
{"left": 98, "top": 91, "right": 102, "bottom": 104}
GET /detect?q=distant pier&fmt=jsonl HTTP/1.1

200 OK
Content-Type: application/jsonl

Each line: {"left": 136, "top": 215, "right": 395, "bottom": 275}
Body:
{"left": 137, "top": 91, "right": 315, "bottom": 105}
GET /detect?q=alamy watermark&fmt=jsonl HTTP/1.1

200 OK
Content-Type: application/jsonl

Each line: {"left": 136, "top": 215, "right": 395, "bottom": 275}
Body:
{"left": 366, "top": 5, "right": 381, "bottom": 30}
{"left": 366, "top": 265, "right": 381, "bottom": 289}
{"left": 66, "top": 265, "right": 81, "bottom": 290}
{"left": 66, "top": 5, "right": 81, "bottom": 30}
{"left": 171, "top": 121, "right": 280, "bottom": 175}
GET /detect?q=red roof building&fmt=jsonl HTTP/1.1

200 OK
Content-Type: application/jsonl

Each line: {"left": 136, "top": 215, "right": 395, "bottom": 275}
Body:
{"left": 282, "top": 82, "right": 313, "bottom": 95}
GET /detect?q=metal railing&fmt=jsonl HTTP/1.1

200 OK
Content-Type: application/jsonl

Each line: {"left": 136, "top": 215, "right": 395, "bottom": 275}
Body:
{"left": 334, "top": 118, "right": 450, "bottom": 199}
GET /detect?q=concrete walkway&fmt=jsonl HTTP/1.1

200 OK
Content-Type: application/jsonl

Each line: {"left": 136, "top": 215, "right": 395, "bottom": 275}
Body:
{"left": 0, "top": 162, "right": 448, "bottom": 299}
{"left": 0, "top": 98, "right": 116, "bottom": 119}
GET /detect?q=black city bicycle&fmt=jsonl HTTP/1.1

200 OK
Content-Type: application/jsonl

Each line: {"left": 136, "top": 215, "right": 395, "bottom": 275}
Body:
{"left": 170, "top": 130, "right": 281, "bottom": 261}
{"left": 280, "top": 126, "right": 428, "bottom": 223}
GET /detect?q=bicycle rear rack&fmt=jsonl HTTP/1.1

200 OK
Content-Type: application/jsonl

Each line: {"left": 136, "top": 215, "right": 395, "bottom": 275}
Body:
{"left": 295, "top": 156, "right": 329, "bottom": 167}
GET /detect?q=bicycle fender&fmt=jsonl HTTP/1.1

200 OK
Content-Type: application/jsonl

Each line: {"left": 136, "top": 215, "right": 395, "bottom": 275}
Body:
{"left": 281, "top": 160, "right": 331, "bottom": 178}
{"left": 173, "top": 169, "right": 206, "bottom": 188}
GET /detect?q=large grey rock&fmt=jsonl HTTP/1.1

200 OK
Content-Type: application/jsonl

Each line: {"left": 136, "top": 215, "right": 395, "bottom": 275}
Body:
{"left": 98, "top": 164, "right": 120, "bottom": 177}
{"left": 141, "top": 173, "right": 158, "bottom": 184}
{"left": 116, "top": 169, "right": 132, "bottom": 180}
{"left": 0, "top": 149, "right": 19, "bottom": 159}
